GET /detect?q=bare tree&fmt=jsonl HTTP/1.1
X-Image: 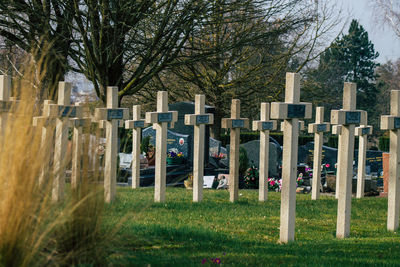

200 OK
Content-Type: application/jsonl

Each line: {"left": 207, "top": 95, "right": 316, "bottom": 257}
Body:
{"left": 372, "top": 0, "right": 400, "bottom": 37}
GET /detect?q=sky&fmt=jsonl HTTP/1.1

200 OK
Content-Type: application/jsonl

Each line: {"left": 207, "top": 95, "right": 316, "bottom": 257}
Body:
{"left": 335, "top": 0, "right": 400, "bottom": 63}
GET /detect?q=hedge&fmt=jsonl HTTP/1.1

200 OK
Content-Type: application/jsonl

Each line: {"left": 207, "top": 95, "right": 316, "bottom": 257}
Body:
{"left": 379, "top": 136, "right": 389, "bottom": 152}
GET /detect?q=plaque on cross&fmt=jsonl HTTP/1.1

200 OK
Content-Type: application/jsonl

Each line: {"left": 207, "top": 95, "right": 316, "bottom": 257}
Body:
{"left": 252, "top": 103, "right": 277, "bottom": 201}
{"left": 145, "top": 91, "right": 178, "bottom": 202}
{"left": 184, "top": 94, "right": 214, "bottom": 202}
{"left": 125, "top": 105, "right": 149, "bottom": 189}
{"left": 381, "top": 90, "right": 400, "bottom": 231}
{"left": 221, "top": 99, "right": 249, "bottom": 202}
{"left": 270, "top": 73, "right": 311, "bottom": 243}
{"left": 308, "top": 107, "right": 330, "bottom": 200}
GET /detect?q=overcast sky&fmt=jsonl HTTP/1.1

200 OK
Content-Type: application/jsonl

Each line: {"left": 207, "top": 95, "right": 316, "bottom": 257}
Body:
{"left": 334, "top": 0, "right": 400, "bottom": 63}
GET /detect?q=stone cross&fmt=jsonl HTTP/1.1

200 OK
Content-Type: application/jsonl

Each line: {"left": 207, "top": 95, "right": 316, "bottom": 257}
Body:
{"left": 270, "top": 72, "right": 312, "bottom": 243}
{"left": 0, "top": 75, "right": 12, "bottom": 135}
{"left": 95, "top": 87, "right": 129, "bottom": 203}
{"left": 125, "top": 105, "right": 148, "bottom": 189}
{"left": 222, "top": 99, "right": 249, "bottom": 202}
{"left": 308, "top": 107, "right": 330, "bottom": 200}
{"left": 355, "top": 115, "right": 372, "bottom": 199}
{"left": 43, "top": 82, "right": 83, "bottom": 202}
{"left": 331, "top": 125, "right": 342, "bottom": 199}
{"left": 33, "top": 100, "right": 56, "bottom": 186}
{"left": 185, "top": 95, "right": 214, "bottom": 202}
{"left": 252, "top": 103, "right": 277, "bottom": 201}
{"left": 331, "top": 83, "right": 367, "bottom": 238}
{"left": 381, "top": 90, "right": 400, "bottom": 231}
{"left": 280, "top": 120, "right": 305, "bottom": 131}
{"left": 145, "top": 91, "right": 178, "bottom": 202}
{"left": 71, "top": 103, "right": 92, "bottom": 189}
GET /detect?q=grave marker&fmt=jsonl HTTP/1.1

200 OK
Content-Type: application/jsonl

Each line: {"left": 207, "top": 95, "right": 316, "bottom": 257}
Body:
{"left": 270, "top": 72, "right": 312, "bottom": 243}
{"left": 308, "top": 107, "right": 330, "bottom": 200}
{"left": 252, "top": 103, "right": 277, "bottom": 201}
{"left": 185, "top": 95, "right": 214, "bottom": 202}
{"left": 332, "top": 124, "right": 342, "bottom": 199}
{"left": 95, "top": 87, "right": 129, "bottom": 203}
{"left": 125, "top": 105, "right": 148, "bottom": 189}
{"left": 355, "top": 115, "right": 372, "bottom": 198}
{"left": 145, "top": 91, "right": 178, "bottom": 202}
{"left": 222, "top": 99, "right": 249, "bottom": 202}
{"left": 381, "top": 90, "right": 400, "bottom": 231}
{"left": 71, "top": 103, "right": 92, "bottom": 189}
{"left": 0, "top": 75, "right": 11, "bottom": 135}
{"left": 331, "top": 83, "right": 367, "bottom": 238}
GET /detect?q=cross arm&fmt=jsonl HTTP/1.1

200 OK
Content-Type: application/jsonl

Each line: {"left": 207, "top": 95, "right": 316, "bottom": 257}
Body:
{"left": 125, "top": 119, "right": 148, "bottom": 129}
{"left": 44, "top": 104, "right": 83, "bottom": 118}
{"left": 221, "top": 118, "right": 249, "bottom": 129}
{"left": 270, "top": 102, "right": 312, "bottom": 120}
{"left": 252, "top": 120, "right": 277, "bottom": 131}
{"left": 71, "top": 118, "right": 92, "bottom": 128}
{"left": 280, "top": 120, "right": 305, "bottom": 131}
{"left": 184, "top": 113, "right": 214, "bottom": 126}
{"left": 332, "top": 125, "right": 342, "bottom": 135}
{"left": 381, "top": 115, "right": 400, "bottom": 130}
{"left": 95, "top": 108, "right": 129, "bottom": 121}
{"left": 145, "top": 111, "right": 178, "bottom": 124}
{"left": 331, "top": 110, "right": 367, "bottom": 125}
{"left": 355, "top": 125, "right": 373, "bottom": 136}
{"left": 308, "top": 122, "right": 330, "bottom": 133}
{"left": 32, "top": 116, "right": 57, "bottom": 127}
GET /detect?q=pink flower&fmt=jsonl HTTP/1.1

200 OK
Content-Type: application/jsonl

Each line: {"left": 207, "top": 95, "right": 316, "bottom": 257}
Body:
{"left": 270, "top": 180, "right": 275, "bottom": 186}
{"left": 326, "top": 163, "right": 330, "bottom": 168}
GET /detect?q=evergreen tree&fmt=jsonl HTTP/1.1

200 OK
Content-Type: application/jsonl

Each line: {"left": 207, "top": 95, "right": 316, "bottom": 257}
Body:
{"left": 303, "top": 19, "right": 379, "bottom": 125}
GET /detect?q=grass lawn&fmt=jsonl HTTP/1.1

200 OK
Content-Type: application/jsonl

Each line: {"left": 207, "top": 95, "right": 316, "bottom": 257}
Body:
{"left": 103, "top": 188, "right": 400, "bottom": 266}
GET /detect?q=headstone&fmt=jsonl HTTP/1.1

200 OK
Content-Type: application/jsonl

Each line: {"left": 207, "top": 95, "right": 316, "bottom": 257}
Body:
{"left": 270, "top": 72, "right": 312, "bottom": 243}
{"left": 252, "top": 103, "right": 277, "bottom": 201}
{"left": 184, "top": 94, "right": 214, "bottom": 202}
{"left": 308, "top": 107, "right": 330, "bottom": 200}
{"left": 221, "top": 99, "right": 249, "bottom": 202}
{"left": 95, "top": 87, "right": 129, "bottom": 203}
{"left": 331, "top": 82, "right": 367, "bottom": 238}
{"left": 125, "top": 105, "right": 148, "bottom": 188}
{"left": 209, "top": 137, "right": 221, "bottom": 156}
{"left": 33, "top": 100, "right": 56, "bottom": 186}
{"left": 381, "top": 90, "right": 400, "bottom": 231}
{"left": 70, "top": 103, "right": 92, "bottom": 189}
{"left": 169, "top": 101, "right": 215, "bottom": 164}
{"left": 355, "top": 115, "right": 373, "bottom": 198}
{"left": 240, "top": 140, "right": 280, "bottom": 177}
{"left": 43, "top": 82, "right": 83, "bottom": 202}
{"left": 145, "top": 91, "right": 178, "bottom": 202}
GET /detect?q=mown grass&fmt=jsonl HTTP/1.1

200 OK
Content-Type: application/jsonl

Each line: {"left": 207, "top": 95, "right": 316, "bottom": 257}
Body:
{"left": 103, "top": 188, "right": 400, "bottom": 266}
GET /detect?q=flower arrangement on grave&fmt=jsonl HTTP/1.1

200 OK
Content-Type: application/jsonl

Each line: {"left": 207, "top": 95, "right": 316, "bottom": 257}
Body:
{"left": 184, "top": 173, "right": 193, "bottom": 189}
{"left": 268, "top": 178, "right": 280, "bottom": 191}
{"left": 212, "top": 153, "right": 226, "bottom": 159}
{"left": 297, "top": 173, "right": 304, "bottom": 186}
{"left": 243, "top": 164, "right": 259, "bottom": 189}
{"left": 166, "top": 148, "right": 184, "bottom": 165}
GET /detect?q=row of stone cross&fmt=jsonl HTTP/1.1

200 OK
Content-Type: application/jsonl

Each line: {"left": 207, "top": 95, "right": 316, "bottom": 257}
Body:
{"left": 0, "top": 73, "right": 399, "bottom": 244}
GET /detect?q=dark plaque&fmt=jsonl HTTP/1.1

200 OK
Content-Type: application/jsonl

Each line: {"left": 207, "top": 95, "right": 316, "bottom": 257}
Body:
{"left": 196, "top": 115, "right": 209, "bottom": 124}
{"left": 107, "top": 109, "right": 124, "bottom": 120}
{"left": 261, "top": 121, "right": 274, "bottom": 130}
{"left": 287, "top": 104, "right": 306, "bottom": 118}
{"left": 0, "top": 101, "right": 11, "bottom": 112}
{"left": 345, "top": 111, "right": 361, "bottom": 124}
{"left": 232, "top": 119, "right": 244, "bottom": 128}
{"left": 59, "top": 106, "right": 76, "bottom": 117}
{"left": 317, "top": 124, "right": 327, "bottom": 132}
{"left": 361, "top": 127, "right": 370, "bottom": 135}
{"left": 134, "top": 120, "right": 145, "bottom": 128}
{"left": 158, "top": 112, "right": 173, "bottom": 122}
{"left": 395, "top": 117, "right": 400, "bottom": 129}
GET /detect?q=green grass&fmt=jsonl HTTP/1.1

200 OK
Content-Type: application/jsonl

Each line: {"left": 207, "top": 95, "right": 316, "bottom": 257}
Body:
{"left": 102, "top": 188, "right": 400, "bottom": 266}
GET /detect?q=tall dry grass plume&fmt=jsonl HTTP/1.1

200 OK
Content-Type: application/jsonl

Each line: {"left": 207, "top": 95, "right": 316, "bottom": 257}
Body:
{"left": 0, "top": 55, "right": 105, "bottom": 266}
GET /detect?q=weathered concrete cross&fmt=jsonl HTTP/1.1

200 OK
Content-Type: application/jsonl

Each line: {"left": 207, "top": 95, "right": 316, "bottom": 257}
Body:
{"left": 280, "top": 120, "right": 305, "bottom": 131}
{"left": 71, "top": 103, "right": 92, "bottom": 189}
{"left": 185, "top": 94, "right": 214, "bottom": 202}
{"left": 331, "top": 124, "right": 342, "bottom": 199}
{"left": 95, "top": 86, "right": 129, "bottom": 203}
{"left": 381, "top": 90, "right": 400, "bottom": 231}
{"left": 331, "top": 83, "right": 367, "bottom": 238}
{"left": 222, "top": 99, "right": 249, "bottom": 202}
{"left": 0, "top": 75, "right": 12, "bottom": 135}
{"left": 270, "top": 72, "right": 312, "bottom": 243}
{"left": 44, "top": 82, "right": 82, "bottom": 201}
{"left": 252, "top": 103, "right": 277, "bottom": 201}
{"left": 308, "top": 107, "right": 330, "bottom": 200}
{"left": 125, "top": 105, "right": 148, "bottom": 189}
{"left": 355, "top": 115, "right": 372, "bottom": 199}
{"left": 145, "top": 91, "right": 178, "bottom": 202}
